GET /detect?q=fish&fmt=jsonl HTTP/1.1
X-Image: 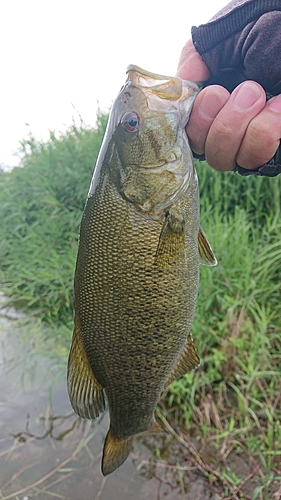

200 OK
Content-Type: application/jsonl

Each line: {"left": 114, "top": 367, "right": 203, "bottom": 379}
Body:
{"left": 67, "top": 65, "right": 217, "bottom": 476}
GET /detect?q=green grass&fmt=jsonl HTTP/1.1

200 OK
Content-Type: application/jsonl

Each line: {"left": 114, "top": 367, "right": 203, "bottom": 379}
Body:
{"left": 0, "top": 114, "right": 107, "bottom": 326}
{"left": 0, "top": 115, "right": 280, "bottom": 497}
{"left": 165, "top": 169, "right": 281, "bottom": 498}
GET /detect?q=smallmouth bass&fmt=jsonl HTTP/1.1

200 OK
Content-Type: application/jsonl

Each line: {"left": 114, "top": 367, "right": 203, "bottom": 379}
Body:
{"left": 67, "top": 65, "right": 217, "bottom": 476}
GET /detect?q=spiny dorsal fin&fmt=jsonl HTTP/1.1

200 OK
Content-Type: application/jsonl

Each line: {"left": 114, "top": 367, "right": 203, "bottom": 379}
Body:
{"left": 102, "top": 429, "right": 133, "bottom": 476}
{"left": 198, "top": 227, "right": 217, "bottom": 266}
{"left": 165, "top": 334, "right": 200, "bottom": 388}
{"left": 67, "top": 323, "right": 105, "bottom": 419}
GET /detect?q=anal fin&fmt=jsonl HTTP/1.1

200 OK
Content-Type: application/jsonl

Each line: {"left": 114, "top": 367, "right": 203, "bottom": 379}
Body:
{"left": 198, "top": 227, "right": 217, "bottom": 266}
{"left": 67, "top": 323, "right": 105, "bottom": 419}
{"left": 165, "top": 334, "right": 200, "bottom": 388}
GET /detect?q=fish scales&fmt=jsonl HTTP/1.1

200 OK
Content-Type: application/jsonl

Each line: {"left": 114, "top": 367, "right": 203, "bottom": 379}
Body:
{"left": 75, "top": 176, "right": 198, "bottom": 429}
{"left": 67, "top": 65, "right": 217, "bottom": 476}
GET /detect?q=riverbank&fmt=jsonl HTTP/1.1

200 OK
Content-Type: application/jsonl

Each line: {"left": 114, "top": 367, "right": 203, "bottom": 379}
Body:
{"left": 0, "top": 309, "right": 223, "bottom": 500}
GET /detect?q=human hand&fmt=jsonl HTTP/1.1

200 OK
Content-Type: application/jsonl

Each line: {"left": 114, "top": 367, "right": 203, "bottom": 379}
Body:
{"left": 177, "top": 40, "right": 281, "bottom": 171}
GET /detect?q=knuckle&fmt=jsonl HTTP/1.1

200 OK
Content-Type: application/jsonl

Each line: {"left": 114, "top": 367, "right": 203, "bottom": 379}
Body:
{"left": 247, "top": 118, "right": 279, "bottom": 148}
{"left": 238, "top": 117, "right": 280, "bottom": 168}
{"left": 204, "top": 117, "right": 242, "bottom": 171}
{"left": 214, "top": 118, "right": 235, "bottom": 138}
{"left": 205, "top": 143, "right": 235, "bottom": 171}
{"left": 212, "top": 117, "right": 238, "bottom": 138}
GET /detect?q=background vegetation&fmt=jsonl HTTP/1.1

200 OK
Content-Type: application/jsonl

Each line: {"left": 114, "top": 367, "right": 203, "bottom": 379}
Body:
{"left": 0, "top": 114, "right": 280, "bottom": 498}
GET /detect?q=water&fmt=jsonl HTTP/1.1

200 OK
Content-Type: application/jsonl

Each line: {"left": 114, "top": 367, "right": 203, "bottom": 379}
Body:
{"left": 0, "top": 306, "right": 221, "bottom": 500}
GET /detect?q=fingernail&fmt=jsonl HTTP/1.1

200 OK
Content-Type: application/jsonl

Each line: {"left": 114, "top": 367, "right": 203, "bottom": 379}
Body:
{"left": 199, "top": 90, "right": 227, "bottom": 120}
{"left": 267, "top": 96, "right": 281, "bottom": 113}
{"left": 233, "top": 82, "right": 261, "bottom": 110}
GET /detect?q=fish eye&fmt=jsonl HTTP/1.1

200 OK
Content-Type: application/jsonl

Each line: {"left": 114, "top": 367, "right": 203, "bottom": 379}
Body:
{"left": 121, "top": 112, "right": 140, "bottom": 132}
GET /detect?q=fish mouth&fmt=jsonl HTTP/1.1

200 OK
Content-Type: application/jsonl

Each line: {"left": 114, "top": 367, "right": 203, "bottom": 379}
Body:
{"left": 126, "top": 64, "right": 174, "bottom": 82}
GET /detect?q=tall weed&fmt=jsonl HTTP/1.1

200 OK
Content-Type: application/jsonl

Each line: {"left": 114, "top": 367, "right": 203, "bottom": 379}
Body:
{"left": 0, "top": 116, "right": 280, "bottom": 335}
{"left": 0, "top": 114, "right": 108, "bottom": 324}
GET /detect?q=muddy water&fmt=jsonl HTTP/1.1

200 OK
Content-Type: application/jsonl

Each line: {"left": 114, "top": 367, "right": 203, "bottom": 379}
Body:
{"left": 0, "top": 307, "right": 220, "bottom": 500}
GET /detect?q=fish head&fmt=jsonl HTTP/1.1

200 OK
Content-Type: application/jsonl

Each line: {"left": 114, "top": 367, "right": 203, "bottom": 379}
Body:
{"left": 90, "top": 65, "right": 200, "bottom": 216}
{"left": 113, "top": 66, "right": 196, "bottom": 167}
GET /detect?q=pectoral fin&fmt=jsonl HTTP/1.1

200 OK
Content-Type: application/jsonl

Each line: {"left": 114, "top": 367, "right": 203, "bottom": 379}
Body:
{"left": 67, "top": 323, "right": 105, "bottom": 419}
{"left": 155, "top": 211, "right": 185, "bottom": 269}
{"left": 165, "top": 334, "right": 200, "bottom": 388}
{"left": 198, "top": 227, "right": 217, "bottom": 266}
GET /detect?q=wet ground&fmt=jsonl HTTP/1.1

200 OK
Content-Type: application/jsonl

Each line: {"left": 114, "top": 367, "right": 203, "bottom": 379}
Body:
{"left": 0, "top": 304, "right": 222, "bottom": 500}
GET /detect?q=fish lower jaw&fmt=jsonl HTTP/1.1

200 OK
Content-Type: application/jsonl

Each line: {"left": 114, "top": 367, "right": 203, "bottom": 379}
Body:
{"left": 137, "top": 155, "right": 183, "bottom": 173}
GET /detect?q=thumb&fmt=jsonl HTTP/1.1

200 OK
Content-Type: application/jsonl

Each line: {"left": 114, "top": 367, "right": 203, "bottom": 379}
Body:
{"left": 176, "top": 39, "right": 210, "bottom": 81}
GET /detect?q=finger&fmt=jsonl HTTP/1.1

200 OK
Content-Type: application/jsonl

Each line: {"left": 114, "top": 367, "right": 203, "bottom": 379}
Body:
{"left": 176, "top": 39, "right": 210, "bottom": 81}
{"left": 205, "top": 81, "right": 266, "bottom": 171}
{"left": 186, "top": 85, "right": 230, "bottom": 155}
{"left": 236, "top": 95, "right": 281, "bottom": 169}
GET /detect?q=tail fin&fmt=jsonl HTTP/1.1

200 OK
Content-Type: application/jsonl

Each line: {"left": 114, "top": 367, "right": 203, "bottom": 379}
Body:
{"left": 101, "top": 428, "right": 133, "bottom": 476}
